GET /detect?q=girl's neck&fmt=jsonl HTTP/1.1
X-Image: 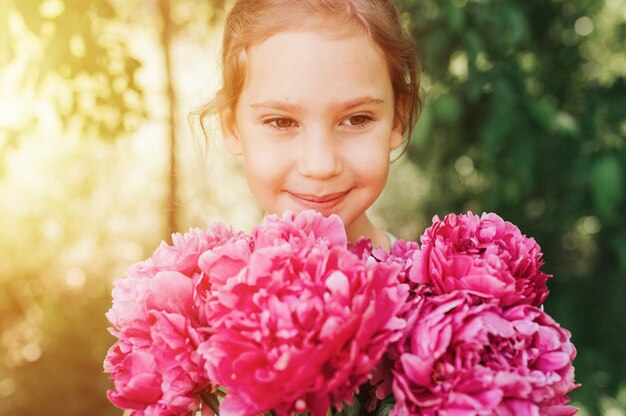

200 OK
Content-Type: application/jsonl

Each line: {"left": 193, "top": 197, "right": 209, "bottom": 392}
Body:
{"left": 346, "top": 213, "right": 391, "bottom": 252}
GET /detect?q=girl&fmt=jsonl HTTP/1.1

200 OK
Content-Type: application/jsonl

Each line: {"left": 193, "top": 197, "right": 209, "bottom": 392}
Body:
{"left": 122, "top": 1, "right": 420, "bottom": 414}
{"left": 203, "top": 0, "right": 421, "bottom": 252}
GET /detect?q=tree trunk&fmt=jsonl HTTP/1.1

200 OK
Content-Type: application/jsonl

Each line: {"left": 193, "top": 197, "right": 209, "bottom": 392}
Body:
{"left": 158, "top": 0, "right": 178, "bottom": 237}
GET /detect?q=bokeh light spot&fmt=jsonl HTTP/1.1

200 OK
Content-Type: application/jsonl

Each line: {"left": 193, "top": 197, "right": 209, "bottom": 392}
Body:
{"left": 579, "top": 215, "right": 601, "bottom": 234}
{"left": 455, "top": 155, "right": 474, "bottom": 177}
{"left": 574, "top": 16, "right": 594, "bottom": 36}
{"left": 21, "top": 343, "right": 42, "bottom": 363}
{"left": 39, "top": 0, "right": 65, "bottom": 19}
{"left": 449, "top": 51, "right": 468, "bottom": 80}
{"left": 66, "top": 267, "right": 86, "bottom": 288}
{"left": 69, "top": 35, "right": 86, "bottom": 58}
{"left": 0, "top": 379, "right": 16, "bottom": 398}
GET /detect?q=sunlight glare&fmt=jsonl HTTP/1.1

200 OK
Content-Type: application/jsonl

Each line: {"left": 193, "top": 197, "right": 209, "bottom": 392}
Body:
{"left": 65, "top": 267, "right": 87, "bottom": 289}
{"left": 39, "top": 0, "right": 65, "bottom": 19}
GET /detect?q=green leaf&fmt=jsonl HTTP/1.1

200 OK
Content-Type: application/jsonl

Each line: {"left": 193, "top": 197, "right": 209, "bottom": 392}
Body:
{"left": 444, "top": 1, "right": 465, "bottom": 33}
{"left": 463, "top": 29, "right": 484, "bottom": 59}
{"left": 433, "top": 93, "right": 462, "bottom": 123}
{"left": 612, "top": 233, "right": 626, "bottom": 273}
{"left": 374, "top": 403, "right": 394, "bottom": 416}
{"left": 423, "top": 29, "right": 453, "bottom": 71}
{"left": 373, "top": 395, "right": 396, "bottom": 416}
{"left": 334, "top": 396, "right": 362, "bottom": 416}
{"left": 525, "top": 97, "right": 557, "bottom": 128}
{"left": 590, "top": 154, "right": 624, "bottom": 220}
{"left": 492, "top": 4, "right": 528, "bottom": 49}
{"left": 198, "top": 390, "right": 221, "bottom": 415}
{"left": 480, "top": 102, "right": 514, "bottom": 156}
{"left": 411, "top": 104, "right": 434, "bottom": 151}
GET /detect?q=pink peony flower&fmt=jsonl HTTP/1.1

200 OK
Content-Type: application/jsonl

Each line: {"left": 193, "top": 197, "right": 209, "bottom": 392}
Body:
{"left": 349, "top": 238, "right": 426, "bottom": 410}
{"left": 374, "top": 240, "right": 421, "bottom": 285}
{"left": 152, "top": 224, "right": 236, "bottom": 275}
{"left": 253, "top": 210, "right": 348, "bottom": 249}
{"left": 198, "top": 211, "right": 408, "bottom": 416}
{"left": 391, "top": 291, "right": 579, "bottom": 416}
{"left": 410, "top": 212, "right": 551, "bottom": 307}
{"left": 348, "top": 236, "right": 375, "bottom": 262}
{"left": 106, "top": 274, "right": 154, "bottom": 329}
{"left": 106, "top": 224, "right": 237, "bottom": 330}
{"left": 105, "top": 224, "right": 239, "bottom": 415}
{"left": 105, "top": 271, "right": 211, "bottom": 415}
{"left": 349, "top": 237, "right": 422, "bottom": 290}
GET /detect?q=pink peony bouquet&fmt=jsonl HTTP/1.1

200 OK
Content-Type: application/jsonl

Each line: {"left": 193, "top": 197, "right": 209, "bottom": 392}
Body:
{"left": 104, "top": 210, "right": 579, "bottom": 415}
{"left": 105, "top": 211, "right": 409, "bottom": 415}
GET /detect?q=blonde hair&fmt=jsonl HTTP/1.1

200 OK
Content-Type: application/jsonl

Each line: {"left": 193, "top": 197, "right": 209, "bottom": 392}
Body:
{"left": 200, "top": 0, "right": 421, "bottom": 149}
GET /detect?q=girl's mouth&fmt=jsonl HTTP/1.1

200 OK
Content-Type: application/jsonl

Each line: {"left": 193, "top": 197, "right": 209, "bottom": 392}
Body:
{"left": 286, "top": 190, "right": 350, "bottom": 211}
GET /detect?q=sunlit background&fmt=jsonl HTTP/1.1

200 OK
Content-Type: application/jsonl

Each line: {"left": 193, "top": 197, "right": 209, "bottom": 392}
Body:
{"left": 1, "top": 0, "right": 625, "bottom": 415}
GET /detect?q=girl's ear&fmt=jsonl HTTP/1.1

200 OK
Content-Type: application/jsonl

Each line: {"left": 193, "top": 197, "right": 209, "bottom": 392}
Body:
{"left": 220, "top": 107, "right": 243, "bottom": 156}
{"left": 390, "top": 97, "right": 408, "bottom": 150}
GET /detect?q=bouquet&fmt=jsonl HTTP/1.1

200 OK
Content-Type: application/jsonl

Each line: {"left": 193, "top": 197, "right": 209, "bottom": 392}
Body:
{"left": 104, "top": 211, "right": 579, "bottom": 415}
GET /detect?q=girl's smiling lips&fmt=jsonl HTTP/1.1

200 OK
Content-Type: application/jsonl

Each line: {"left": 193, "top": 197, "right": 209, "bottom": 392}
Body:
{"left": 286, "top": 190, "right": 350, "bottom": 210}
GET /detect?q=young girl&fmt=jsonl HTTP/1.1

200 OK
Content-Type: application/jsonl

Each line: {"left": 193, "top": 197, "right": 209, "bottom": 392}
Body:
{"left": 121, "top": 1, "right": 419, "bottom": 413}
{"left": 204, "top": 0, "right": 421, "bottom": 252}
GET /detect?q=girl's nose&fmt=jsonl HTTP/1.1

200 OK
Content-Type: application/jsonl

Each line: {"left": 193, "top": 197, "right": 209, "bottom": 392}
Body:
{"left": 298, "top": 128, "right": 342, "bottom": 179}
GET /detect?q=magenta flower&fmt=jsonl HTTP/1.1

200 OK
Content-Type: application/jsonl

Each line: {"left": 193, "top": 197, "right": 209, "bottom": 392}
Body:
{"left": 198, "top": 211, "right": 408, "bottom": 416}
{"left": 106, "top": 273, "right": 153, "bottom": 330}
{"left": 253, "top": 210, "right": 348, "bottom": 249}
{"left": 410, "top": 212, "right": 551, "bottom": 307}
{"left": 374, "top": 240, "right": 421, "bottom": 285}
{"left": 152, "top": 224, "right": 236, "bottom": 275}
{"left": 105, "top": 224, "right": 238, "bottom": 415}
{"left": 106, "top": 224, "right": 236, "bottom": 330}
{"left": 391, "top": 291, "right": 578, "bottom": 416}
{"left": 105, "top": 271, "right": 210, "bottom": 415}
{"left": 349, "top": 238, "right": 426, "bottom": 410}
{"left": 349, "top": 238, "right": 422, "bottom": 291}
{"left": 348, "top": 236, "right": 374, "bottom": 261}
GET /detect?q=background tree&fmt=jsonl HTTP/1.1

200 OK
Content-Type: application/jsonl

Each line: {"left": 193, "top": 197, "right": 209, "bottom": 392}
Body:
{"left": 155, "top": 0, "right": 226, "bottom": 235}
{"left": 0, "top": 1, "right": 224, "bottom": 414}
{"left": 1, "top": 1, "right": 146, "bottom": 414}
{"left": 2, "top": 0, "right": 145, "bottom": 144}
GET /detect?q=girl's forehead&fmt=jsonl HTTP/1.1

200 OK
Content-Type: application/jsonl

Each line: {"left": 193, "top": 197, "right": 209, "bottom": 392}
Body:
{"left": 238, "top": 29, "right": 393, "bottom": 109}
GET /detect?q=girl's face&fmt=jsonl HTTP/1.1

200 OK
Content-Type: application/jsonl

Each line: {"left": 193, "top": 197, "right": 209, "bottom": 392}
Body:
{"left": 222, "top": 28, "right": 403, "bottom": 239}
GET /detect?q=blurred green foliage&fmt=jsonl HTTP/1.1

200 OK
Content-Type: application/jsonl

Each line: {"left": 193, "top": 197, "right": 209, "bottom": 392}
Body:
{"left": 398, "top": 0, "right": 626, "bottom": 412}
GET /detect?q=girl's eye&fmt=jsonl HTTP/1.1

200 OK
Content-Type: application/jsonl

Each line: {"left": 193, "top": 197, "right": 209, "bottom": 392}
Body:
{"left": 341, "top": 115, "right": 373, "bottom": 128}
{"left": 265, "top": 117, "right": 296, "bottom": 130}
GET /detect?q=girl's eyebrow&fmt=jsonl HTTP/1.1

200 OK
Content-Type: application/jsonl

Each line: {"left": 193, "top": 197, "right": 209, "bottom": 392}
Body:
{"left": 336, "top": 96, "right": 385, "bottom": 111}
{"left": 250, "top": 101, "right": 301, "bottom": 113}
{"left": 249, "top": 96, "right": 385, "bottom": 112}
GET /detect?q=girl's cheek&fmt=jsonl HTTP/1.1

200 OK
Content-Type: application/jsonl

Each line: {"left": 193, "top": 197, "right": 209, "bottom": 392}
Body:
{"left": 344, "top": 136, "right": 391, "bottom": 169}
{"left": 245, "top": 140, "right": 293, "bottom": 176}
